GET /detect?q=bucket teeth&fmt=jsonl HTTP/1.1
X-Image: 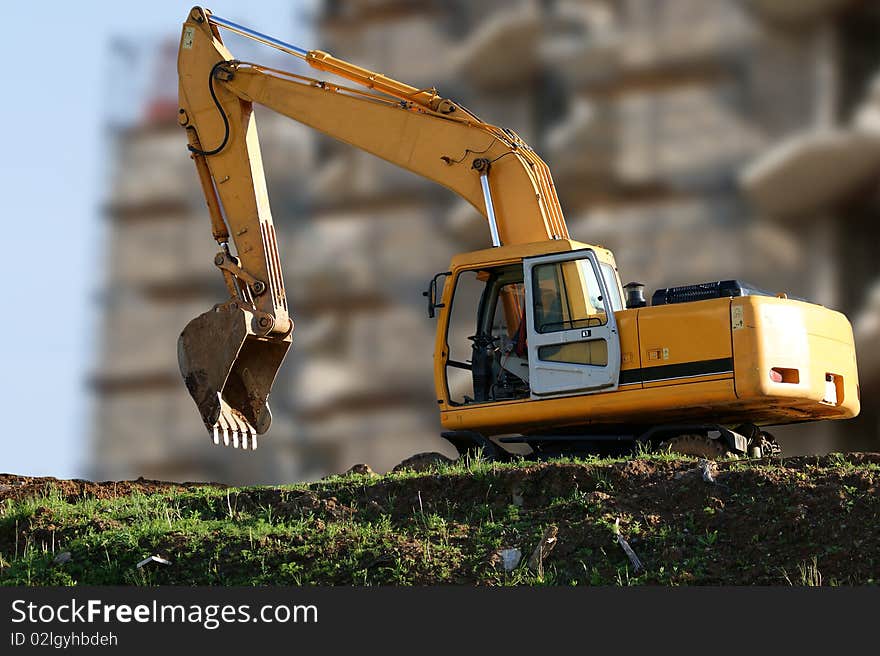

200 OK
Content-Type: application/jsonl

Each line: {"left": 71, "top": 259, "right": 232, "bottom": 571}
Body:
{"left": 179, "top": 302, "right": 291, "bottom": 452}
{"left": 208, "top": 395, "right": 260, "bottom": 451}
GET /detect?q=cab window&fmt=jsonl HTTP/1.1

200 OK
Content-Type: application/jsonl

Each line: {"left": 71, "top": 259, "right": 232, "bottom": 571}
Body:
{"left": 533, "top": 258, "right": 608, "bottom": 333}
{"left": 600, "top": 263, "right": 623, "bottom": 312}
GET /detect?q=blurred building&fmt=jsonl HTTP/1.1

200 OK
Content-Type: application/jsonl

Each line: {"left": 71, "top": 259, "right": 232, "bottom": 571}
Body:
{"left": 90, "top": 0, "right": 880, "bottom": 484}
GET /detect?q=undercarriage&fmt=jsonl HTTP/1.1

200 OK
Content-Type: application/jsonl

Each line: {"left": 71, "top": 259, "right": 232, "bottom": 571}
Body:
{"left": 441, "top": 422, "right": 782, "bottom": 462}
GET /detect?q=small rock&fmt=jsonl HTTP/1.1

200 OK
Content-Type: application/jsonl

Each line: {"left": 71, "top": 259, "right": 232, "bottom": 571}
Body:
{"left": 675, "top": 466, "right": 708, "bottom": 482}
{"left": 496, "top": 547, "right": 522, "bottom": 572}
{"left": 53, "top": 552, "right": 72, "bottom": 565}
{"left": 699, "top": 459, "right": 717, "bottom": 484}
{"left": 344, "top": 463, "right": 376, "bottom": 477}
{"left": 511, "top": 487, "right": 524, "bottom": 507}
{"left": 392, "top": 452, "right": 456, "bottom": 473}
{"left": 587, "top": 491, "right": 611, "bottom": 504}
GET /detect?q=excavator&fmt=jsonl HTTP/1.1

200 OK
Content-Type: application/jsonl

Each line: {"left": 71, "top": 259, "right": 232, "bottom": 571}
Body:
{"left": 175, "top": 7, "right": 860, "bottom": 461}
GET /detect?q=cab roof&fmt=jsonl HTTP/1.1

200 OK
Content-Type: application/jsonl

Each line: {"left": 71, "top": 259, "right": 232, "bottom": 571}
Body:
{"left": 449, "top": 239, "right": 617, "bottom": 270}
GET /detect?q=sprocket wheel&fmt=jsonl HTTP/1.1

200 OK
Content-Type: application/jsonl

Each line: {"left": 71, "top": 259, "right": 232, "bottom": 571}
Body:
{"left": 659, "top": 434, "right": 729, "bottom": 460}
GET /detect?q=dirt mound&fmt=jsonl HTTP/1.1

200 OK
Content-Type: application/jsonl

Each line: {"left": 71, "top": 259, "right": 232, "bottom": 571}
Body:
{"left": 0, "top": 473, "right": 195, "bottom": 504}
{"left": 2, "top": 453, "right": 879, "bottom": 585}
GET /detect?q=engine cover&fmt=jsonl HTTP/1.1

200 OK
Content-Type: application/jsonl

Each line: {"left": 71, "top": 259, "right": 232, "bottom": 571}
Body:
{"left": 651, "top": 280, "right": 771, "bottom": 306}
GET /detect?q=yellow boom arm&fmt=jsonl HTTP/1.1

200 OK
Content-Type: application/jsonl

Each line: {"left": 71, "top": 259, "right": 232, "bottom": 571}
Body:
{"left": 174, "top": 6, "right": 569, "bottom": 447}
{"left": 178, "top": 6, "right": 569, "bottom": 255}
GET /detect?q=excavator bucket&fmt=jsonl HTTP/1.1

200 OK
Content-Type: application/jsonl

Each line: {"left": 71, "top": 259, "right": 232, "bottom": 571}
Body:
{"left": 177, "top": 303, "right": 291, "bottom": 449}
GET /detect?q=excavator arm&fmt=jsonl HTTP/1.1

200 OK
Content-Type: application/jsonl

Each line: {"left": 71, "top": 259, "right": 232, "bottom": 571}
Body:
{"left": 175, "top": 6, "right": 570, "bottom": 448}
{"left": 179, "top": 7, "right": 569, "bottom": 245}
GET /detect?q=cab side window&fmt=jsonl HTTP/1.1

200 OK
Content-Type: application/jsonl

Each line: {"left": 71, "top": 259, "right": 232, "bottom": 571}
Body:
{"left": 445, "top": 270, "right": 485, "bottom": 405}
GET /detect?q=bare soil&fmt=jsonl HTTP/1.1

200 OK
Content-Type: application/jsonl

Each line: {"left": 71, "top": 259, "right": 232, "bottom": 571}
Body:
{"left": 1, "top": 453, "right": 879, "bottom": 585}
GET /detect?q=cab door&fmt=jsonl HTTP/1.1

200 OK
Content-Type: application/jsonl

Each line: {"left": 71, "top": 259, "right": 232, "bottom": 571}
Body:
{"left": 524, "top": 250, "right": 621, "bottom": 397}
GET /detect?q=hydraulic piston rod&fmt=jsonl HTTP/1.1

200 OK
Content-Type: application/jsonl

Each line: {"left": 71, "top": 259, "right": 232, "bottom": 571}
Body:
{"left": 208, "top": 14, "right": 309, "bottom": 57}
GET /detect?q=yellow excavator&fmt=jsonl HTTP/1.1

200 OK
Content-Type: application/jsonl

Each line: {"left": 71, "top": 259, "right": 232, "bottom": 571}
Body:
{"left": 175, "top": 7, "right": 859, "bottom": 461}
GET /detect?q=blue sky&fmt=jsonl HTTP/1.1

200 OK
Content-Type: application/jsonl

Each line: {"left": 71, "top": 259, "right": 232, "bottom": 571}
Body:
{"left": 0, "top": 1, "right": 311, "bottom": 478}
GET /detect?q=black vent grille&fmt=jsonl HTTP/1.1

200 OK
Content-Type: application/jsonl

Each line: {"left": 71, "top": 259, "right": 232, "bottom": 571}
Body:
{"left": 651, "top": 280, "right": 770, "bottom": 306}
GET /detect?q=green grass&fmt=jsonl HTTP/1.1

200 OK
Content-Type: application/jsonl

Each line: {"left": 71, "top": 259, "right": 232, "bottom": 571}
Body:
{"left": 2, "top": 452, "right": 879, "bottom": 586}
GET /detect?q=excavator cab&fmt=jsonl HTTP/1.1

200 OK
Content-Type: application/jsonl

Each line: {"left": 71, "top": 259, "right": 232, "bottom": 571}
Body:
{"left": 440, "top": 244, "right": 623, "bottom": 406}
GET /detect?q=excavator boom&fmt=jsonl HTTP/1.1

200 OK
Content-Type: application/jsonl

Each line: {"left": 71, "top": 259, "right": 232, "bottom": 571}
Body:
{"left": 175, "top": 7, "right": 569, "bottom": 447}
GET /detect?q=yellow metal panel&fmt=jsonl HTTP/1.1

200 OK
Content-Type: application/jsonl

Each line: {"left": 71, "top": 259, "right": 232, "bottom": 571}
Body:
{"left": 732, "top": 296, "right": 859, "bottom": 418}
{"left": 447, "top": 240, "right": 616, "bottom": 272}
{"left": 616, "top": 309, "right": 641, "bottom": 388}
{"left": 440, "top": 379, "right": 738, "bottom": 434}
{"left": 637, "top": 298, "right": 732, "bottom": 380}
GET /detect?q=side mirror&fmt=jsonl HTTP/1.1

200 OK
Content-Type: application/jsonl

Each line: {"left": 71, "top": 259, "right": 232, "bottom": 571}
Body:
{"left": 423, "top": 271, "right": 451, "bottom": 318}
